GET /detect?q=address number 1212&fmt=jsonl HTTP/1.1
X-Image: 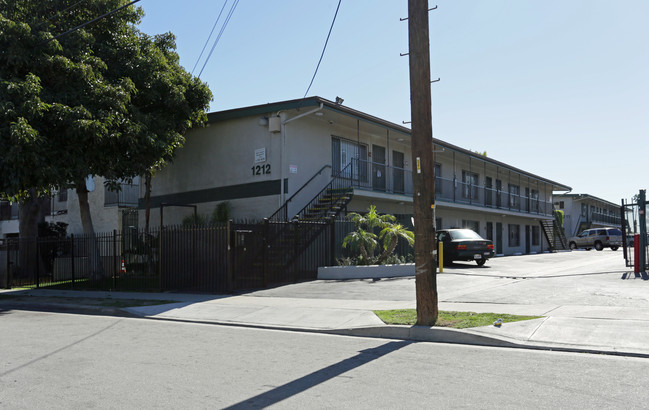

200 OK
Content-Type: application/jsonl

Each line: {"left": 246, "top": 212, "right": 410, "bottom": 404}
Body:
{"left": 252, "top": 164, "right": 271, "bottom": 175}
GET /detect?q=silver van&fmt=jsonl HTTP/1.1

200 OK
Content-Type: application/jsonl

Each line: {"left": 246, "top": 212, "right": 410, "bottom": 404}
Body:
{"left": 569, "top": 228, "right": 623, "bottom": 251}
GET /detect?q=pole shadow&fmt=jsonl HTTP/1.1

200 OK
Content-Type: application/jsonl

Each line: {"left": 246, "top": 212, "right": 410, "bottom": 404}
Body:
{"left": 223, "top": 340, "right": 411, "bottom": 409}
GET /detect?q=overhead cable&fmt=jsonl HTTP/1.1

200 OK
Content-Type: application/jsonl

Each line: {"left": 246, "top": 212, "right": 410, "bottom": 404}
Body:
{"left": 303, "top": 0, "right": 342, "bottom": 98}
{"left": 191, "top": 0, "right": 229, "bottom": 75}
{"left": 44, "top": 0, "right": 142, "bottom": 44}
{"left": 197, "top": 0, "right": 240, "bottom": 78}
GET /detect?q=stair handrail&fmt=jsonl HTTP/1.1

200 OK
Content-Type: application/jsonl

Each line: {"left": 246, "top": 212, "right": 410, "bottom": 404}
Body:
{"left": 269, "top": 165, "right": 332, "bottom": 222}
{"left": 293, "top": 162, "right": 354, "bottom": 221}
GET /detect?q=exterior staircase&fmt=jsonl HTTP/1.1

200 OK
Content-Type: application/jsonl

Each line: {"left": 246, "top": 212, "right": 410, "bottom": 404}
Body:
{"left": 238, "top": 163, "right": 354, "bottom": 287}
{"left": 540, "top": 217, "right": 568, "bottom": 251}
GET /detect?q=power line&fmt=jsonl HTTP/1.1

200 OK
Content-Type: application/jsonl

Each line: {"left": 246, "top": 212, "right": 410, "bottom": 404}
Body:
{"left": 197, "top": 0, "right": 240, "bottom": 78}
{"left": 303, "top": 0, "right": 342, "bottom": 99}
{"left": 44, "top": 0, "right": 142, "bottom": 44}
{"left": 191, "top": 0, "right": 229, "bottom": 75}
{"left": 34, "top": 0, "right": 92, "bottom": 30}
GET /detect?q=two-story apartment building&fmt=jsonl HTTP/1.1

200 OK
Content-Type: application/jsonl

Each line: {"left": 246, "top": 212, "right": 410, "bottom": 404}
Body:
{"left": 0, "top": 177, "right": 139, "bottom": 239}
{"left": 144, "top": 97, "right": 571, "bottom": 256}
{"left": 553, "top": 193, "right": 622, "bottom": 237}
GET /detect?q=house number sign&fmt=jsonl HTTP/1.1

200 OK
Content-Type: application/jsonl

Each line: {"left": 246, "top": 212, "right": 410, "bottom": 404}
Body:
{"left": 252, "top": 164, "right": 271, "bottom": 175}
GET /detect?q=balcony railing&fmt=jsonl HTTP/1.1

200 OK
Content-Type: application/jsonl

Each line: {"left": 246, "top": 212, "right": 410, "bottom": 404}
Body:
{"left": 350, "top": 158, "right": 553, "bottom": 216}
{"left": 591, "top": 212, "right": 621, "bottom": 226}
{"left": 104, "top": 183, "right": 139, "bottom": 207}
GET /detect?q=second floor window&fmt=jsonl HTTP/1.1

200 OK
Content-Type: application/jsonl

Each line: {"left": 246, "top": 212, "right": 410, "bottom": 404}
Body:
{"left": 462, "top": 170, "right": 479, "bottom": 200}
{"left": 332, "top": 137, "right": 368, "bottom": 180}
{"left": 509, "top": 184, "right": 520, "bottom": 208}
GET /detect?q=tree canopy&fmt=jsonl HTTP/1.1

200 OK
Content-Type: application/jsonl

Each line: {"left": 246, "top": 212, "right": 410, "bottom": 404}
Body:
{"left": 0, "top": 0, "right": 212, "bottom": 201}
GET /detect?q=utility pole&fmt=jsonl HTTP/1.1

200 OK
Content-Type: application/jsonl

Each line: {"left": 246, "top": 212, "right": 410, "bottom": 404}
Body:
{"left": 407, "top": 0, "right": 438, "bottom": 325}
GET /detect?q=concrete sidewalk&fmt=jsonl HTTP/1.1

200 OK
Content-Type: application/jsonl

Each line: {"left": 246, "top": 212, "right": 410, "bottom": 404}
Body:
{"left": 1, "top": 251, "right": 647, "bottom": 357}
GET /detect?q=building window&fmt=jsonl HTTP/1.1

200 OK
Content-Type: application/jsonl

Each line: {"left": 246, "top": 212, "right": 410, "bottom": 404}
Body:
{"left": 531, "top": 189, "right": 539, "bottom": 212}
{"left": 434, "top": 163, "right": 442, "bottom": 195}
{"left": 462, "top": 170, "right": 479, "bottom": 200}
{"left": 508, "top": 224, "right": 520, "bottom": 247}
{"left": 58, "top": 189, "right": 68, "bottom": 202}
{"left": 509, "top": 184, "right": 520, "bottom": 209}
{"left": 435, "top": 217, "right": 442, "bottom": 230}
{"left": 462, "top": 220, "right": 480, "bottom": 233}
{"left": 532, "top": 226, "right": 540, "bottom": 246}
{"left": 559, "top": 201, "right": 564, "bottom": 209}
{"left": 332, "top": 137, "right": 368, "bottom": 180}
{"left": 581, "top": 203, "right": 588, "bottom": 217}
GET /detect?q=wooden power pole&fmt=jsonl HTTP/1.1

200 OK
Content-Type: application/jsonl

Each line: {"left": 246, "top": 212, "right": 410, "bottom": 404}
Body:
{"left": 407, "top": 0, "right": 438, "bottom": 325}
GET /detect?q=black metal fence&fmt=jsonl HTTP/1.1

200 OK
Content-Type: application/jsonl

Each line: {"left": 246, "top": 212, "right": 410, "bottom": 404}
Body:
{"left": 0, "top": 218, "right": 415, "bottom": 293}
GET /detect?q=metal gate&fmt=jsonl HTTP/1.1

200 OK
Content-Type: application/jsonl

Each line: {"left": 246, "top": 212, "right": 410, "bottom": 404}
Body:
{"left": 621, "top": 190, "right": 649, "bottom": 276}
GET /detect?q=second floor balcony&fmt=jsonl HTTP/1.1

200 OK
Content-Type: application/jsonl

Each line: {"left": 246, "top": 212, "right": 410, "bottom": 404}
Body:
{"left": 104, "top": 183, "right": 139, "bottom": 208}
{"left": 349, "top": 158, "right": 554, "bottom": 217}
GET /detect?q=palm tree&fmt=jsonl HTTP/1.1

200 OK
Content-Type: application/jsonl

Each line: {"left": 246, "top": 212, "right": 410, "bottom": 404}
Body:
{"left": 376, "top": 223, "right": 415, "bottom": 264}
{"left": 343, "top": 205, "right": 414, "bottom": 265}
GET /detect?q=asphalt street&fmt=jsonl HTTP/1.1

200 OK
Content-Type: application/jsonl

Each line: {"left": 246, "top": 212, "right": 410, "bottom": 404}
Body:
{"left": 2, "top": 310, "right": 649, "bottom": 409}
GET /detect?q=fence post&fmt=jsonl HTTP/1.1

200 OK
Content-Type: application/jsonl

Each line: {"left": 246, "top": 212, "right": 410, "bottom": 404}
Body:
{"left": 292, "top": 219, "right": 299, "bottom": 283}
{"left": 262, "top": 218, "right": 269, "bottom": 288}
{"left": 113, "top": 230, "right": 117, "bottom": 291}
{"left": 226, "top": 220, "right": 233, "bottom": 293}
{"left": 70, "top": 234, "right": 75, "bottom": 286}
{"left": 36, "top": 239, "right": 40, "bottom": 288}
{"left": 158, "top": 226, "right": 163, "bottom": 291}
{"left": 5, "top": 241, "right": 9, "bottom": 289}
{"left": 330, "top": 216, "right": 336, "bottom": 266}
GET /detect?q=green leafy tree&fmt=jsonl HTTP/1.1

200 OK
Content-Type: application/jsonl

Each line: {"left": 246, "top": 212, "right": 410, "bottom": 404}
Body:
{"left": 0, "top": 1, "right": 211, "bottom": 275}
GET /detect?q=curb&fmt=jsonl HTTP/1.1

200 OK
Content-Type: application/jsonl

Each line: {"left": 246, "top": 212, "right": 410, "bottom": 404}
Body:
{"left": 0, "top": 301, "right": 139, "bottom": 318}
{"left": 4, "top": 300, "right": 649, "bottom": 359}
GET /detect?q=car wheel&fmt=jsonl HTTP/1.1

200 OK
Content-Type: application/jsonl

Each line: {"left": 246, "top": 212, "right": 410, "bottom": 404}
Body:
{"left": 611, "top": 246, "right": 619, "bottom": 251}
{"left": 569, "top": 242, "right": 577, "bottom": 250}
{"left": 476, "top": 259, "right": 486, "bottom": 266}
{"left": 595, "top": 241, "right": 604, "bottom": 251}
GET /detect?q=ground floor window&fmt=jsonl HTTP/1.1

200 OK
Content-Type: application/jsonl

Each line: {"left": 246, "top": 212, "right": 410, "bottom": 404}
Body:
{"left": 462, "top": 220, "right": 480, "bottom": 233}
{"left": 508, "top": 224, "right": 520, "bottom": 247}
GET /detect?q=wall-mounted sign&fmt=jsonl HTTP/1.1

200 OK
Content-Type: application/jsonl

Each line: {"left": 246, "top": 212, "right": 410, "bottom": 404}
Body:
{"left": 255, "top": 148, "right": 266, "bottom": 163}
{"left": 289, "top": 165, "right": 298, "bottom": 174}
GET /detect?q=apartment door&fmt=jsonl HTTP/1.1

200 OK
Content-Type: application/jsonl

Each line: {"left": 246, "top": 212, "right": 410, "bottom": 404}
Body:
{"left": 496, "top": 222, "right": 503, "bottom": 254}
{"left": 525, "top": 225, "right": 531, "bottom": 254}
{"left": 486, "top": 222, "right": 493, "bottom": 241}
{"left": 485, "top": 177, "right": 493, "bottom": 207}
{"left": 372, "top": 145, "right": 386, "bottom": 191}
{"left": 392, "top": 150, "right": 405, "bottom": 194}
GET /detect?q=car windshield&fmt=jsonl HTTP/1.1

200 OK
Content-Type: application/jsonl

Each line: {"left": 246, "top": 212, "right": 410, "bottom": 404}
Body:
{"left": 448, "top": 230, "right": 483, "bottom": 240}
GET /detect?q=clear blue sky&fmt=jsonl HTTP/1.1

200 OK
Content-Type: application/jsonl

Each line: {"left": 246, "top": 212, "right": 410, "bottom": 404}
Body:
{"left": 137, "top": 0, "right": 649, "bottom": 205}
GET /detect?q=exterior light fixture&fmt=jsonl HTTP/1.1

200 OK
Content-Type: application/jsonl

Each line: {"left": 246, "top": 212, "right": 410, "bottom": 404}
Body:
{"left": 335, "top": 96, "right": 344, "bottom": 105}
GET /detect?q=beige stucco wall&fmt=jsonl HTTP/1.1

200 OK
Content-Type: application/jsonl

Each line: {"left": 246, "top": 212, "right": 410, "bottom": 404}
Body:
{"left": 64, "top": 177, "right": 119, "bottom": 235}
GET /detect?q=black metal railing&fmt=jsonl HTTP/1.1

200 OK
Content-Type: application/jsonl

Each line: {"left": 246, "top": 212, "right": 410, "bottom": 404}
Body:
{"left": 348, "top": 159, "right": 554, "bottom": 217}
{"left": 351, "top": 158, "right": 413, "bottom": 195}
{"left": 269, "top": 165, "right": 332, "bottom": 222}
{"left": 105, "top": 183, "right": 139, "bottom": 207}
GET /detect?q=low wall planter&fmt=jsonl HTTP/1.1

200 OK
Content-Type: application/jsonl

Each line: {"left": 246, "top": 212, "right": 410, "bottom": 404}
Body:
{"left": 317, "top": 263, "right": 415, "bottom": 280}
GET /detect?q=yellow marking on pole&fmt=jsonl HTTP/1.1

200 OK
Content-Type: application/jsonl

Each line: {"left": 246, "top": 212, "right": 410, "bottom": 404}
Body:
{"left": 438, "top": 242, "right": 443, "bottom": 273}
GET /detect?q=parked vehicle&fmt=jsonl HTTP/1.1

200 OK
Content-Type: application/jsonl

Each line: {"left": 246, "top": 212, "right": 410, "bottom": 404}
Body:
{"left": 436, "top": 229, "right": 495, "bottom": 266}
{"left": 568, "top": 228, "right": 623, "bottom": 251}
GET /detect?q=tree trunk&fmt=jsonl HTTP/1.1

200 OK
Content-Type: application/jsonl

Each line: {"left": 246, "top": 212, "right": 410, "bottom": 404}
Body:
{"left": 76, "top": 179, "right": 104, "bottom": 279}
{"left": 408, "top": 0, "right": 438, "bottom": 326}
{"left": 18, "top": 190, "right": 50, "bottom": 279}
{"left": 377, "top": 236, "right": 398, "bottom": 265}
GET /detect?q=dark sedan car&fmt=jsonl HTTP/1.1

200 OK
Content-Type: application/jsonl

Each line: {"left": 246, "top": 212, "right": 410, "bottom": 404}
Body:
{"left": 436, "top": 229, "right": 495, "bottom": 266}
